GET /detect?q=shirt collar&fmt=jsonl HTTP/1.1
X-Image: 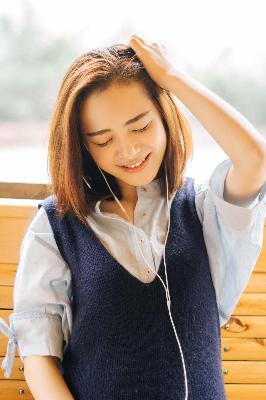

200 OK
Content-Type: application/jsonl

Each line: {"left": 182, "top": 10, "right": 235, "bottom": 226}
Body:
{"left": 94, "top": 177, "right": 162, "bottom": 215}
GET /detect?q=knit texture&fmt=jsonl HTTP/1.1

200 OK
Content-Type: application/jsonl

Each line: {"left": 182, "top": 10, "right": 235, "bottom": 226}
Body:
{"left": 38, "top": 177, "right": 226, "bottom": 400}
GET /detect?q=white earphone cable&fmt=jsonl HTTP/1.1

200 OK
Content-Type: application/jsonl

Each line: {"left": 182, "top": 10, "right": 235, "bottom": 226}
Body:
{"left": 82, "top": 152, "right": 188, "bottom": 399}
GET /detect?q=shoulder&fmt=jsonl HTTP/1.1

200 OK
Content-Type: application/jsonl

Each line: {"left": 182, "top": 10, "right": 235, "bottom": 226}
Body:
{"left": 28, "top": 203, "right": 54, "bottom": 235}
{"left": 38, "top": 194, "right": 57, "bottom": 211}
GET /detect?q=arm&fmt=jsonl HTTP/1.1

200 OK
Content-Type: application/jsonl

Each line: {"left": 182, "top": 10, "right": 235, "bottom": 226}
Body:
{"left": 127, "top": 36, "right": 266, "bottom": 205}
{"left": 166, "top": 70, "right": 266, "bottom": 205}
{"left": 24, "top": 355, "right": 74, "bottom": 400}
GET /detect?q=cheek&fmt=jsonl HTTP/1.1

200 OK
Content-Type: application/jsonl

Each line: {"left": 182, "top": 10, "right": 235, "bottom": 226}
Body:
{"left": 151, "top": 128, "right": 167, "bottom": 149}
{"left": 88, "top": 146, "right": 113, "bottom": 169}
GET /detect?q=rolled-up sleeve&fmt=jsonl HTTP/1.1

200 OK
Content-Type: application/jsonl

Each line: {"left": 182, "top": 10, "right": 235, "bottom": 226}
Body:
{"left": 195, "top": 158, "right": 266, "bottom": 327}
{"left": 0, "top": 206, "right": 72, "bottom": 378}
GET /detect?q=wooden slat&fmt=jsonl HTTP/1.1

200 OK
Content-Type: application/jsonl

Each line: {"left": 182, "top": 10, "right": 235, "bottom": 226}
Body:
{"left": 0, "top": 357, "right": 24, "bottom": 380}
{"left": 0, "top": 201, "right": 39, "bottom": 267}
{"left": 0, "top": 217, "right": 34, "bottom": 264}
{"left": 222, "top": 361, "right": 266, "bottom": 383}
{"left": 221, "top": 338, "right": 266, "bottom": 360}
{"left": 0, "top": 287, "right": 13, "bottom": 309}
{"left": 256, "top": 254, "right": 266, "bottom": 272}
{"left": 245, "top": 272, "right": 266, "bottom": 292}
{"left": 255, "top": 224, "right": 266, "bottom": 271}
{"left": 221, "top": 315, "right": 266, "bottom": 337}
{"left": 0, "top": 271, "right": 16, "bottom": 286}
{"left": 0, "top": 200, "right": 39, "bottom": 217}
{"left": 233, "top": 293, "right": 266, "bottom": 315}
{"left": 0, "top": 380, "right": 33, "bottom": 400}
{"left": 225, "top": 384, "right": 266, "bottom": 400}
{"left": 0, "top": 263, "right": 18, "bottom": 272}
{"left": 0, "top": 182, "right": 50, "bottom": 200}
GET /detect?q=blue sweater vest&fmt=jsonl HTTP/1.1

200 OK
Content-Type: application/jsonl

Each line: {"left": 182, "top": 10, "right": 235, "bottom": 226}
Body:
{"left": 38, "top": 177, "right": 226, "bottom": 400}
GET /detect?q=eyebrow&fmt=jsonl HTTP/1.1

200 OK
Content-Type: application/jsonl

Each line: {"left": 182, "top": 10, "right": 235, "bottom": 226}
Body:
{"left": 83, "top": 110, "right": 151, "bottom": 137}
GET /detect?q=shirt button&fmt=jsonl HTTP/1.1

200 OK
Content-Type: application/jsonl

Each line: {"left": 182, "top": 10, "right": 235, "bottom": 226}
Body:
{"left": 142, "top": 212, "right": 146, "bottom": 217}
{"left": 140, "top": 239, "right": 145, "bottom": 243}
{"left": 141, "top": 187, "right": 147, "bottom": 191}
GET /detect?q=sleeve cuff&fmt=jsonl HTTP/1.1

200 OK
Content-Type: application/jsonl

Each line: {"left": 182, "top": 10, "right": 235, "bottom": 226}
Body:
{"left": 13, "top": 312, "right": 64, "bottom": 362}
{"left": 208, "top": 158, "right": 266, "bottom": 231}
{"left": 0, "top": 313, "right": 64, "bottom": 378}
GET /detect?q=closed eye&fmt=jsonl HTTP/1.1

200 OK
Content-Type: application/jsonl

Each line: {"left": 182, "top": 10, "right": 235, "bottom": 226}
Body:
{"left": 132, "top": 122, "right": 151, "bottom": 132}
{"left": 96, "top": 121, "right": 151, "bottom": 147}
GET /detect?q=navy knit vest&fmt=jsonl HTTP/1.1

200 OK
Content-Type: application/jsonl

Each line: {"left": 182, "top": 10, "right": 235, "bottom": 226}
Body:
{"left": 38, "top": 177, "right": 226, "bottom": 400}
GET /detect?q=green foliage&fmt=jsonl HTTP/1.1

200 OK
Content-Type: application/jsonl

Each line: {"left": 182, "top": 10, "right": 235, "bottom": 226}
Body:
{"left": 201, "top": 71, "right": 266, "bottom": 126}
{"left": 0, "top": 4, "right": 265, "bottom": 127}
{"left": 0, "top": 6, "right": 78, "bottom": 121}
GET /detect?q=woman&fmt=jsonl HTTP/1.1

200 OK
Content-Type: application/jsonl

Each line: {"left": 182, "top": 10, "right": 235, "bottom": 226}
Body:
{"left": 1, "top": 34, "right": 266, "bottom": 399}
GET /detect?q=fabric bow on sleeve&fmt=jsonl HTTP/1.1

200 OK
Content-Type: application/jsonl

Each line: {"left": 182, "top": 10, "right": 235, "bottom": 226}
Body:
{"left": 0, "top": 317, "right": 17, "bottom": 378}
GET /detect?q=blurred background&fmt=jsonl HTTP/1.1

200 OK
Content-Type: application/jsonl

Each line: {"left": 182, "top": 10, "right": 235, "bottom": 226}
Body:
{"left": 0, "top": 0, "right": 265, "bottom": 187}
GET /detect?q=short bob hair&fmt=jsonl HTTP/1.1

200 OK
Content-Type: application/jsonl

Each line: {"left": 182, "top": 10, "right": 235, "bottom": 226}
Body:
{"left": 47, "top": 43, "right": 194, "bottom": 228}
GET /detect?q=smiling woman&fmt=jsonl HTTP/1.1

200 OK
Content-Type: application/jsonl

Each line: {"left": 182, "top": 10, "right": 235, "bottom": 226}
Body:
{"left": 79, "top": 81, "right": 168, "bottom": 205}
{"left": 47, "top": 44, "right": 193, "bottom": 227}
{"left": 2, "top": 37, "right": 266, "bottom": 400}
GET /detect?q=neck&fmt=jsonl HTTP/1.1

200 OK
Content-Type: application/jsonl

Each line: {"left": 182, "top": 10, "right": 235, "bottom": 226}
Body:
{"left": 115, "top": 180, "right": 138, "bottom": 205}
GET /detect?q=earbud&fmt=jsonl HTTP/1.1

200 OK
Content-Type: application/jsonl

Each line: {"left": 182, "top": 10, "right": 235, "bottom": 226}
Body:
{"left": 83, "top": 176, "right": 92, "bottom": 189}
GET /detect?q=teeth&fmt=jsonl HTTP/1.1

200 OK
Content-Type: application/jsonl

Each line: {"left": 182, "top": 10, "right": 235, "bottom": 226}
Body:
{"left": 124, "top": 157, "right": 146, "bottom": 168}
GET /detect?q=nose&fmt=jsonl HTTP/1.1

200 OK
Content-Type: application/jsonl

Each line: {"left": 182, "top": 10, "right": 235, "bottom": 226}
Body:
{"left": 116, "top": 140, "right": 141, "bottom": 160}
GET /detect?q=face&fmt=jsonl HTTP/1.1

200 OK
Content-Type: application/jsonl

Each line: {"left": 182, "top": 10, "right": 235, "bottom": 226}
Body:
{"left": 80, "top": 81, "right": 167, "bottom": 201}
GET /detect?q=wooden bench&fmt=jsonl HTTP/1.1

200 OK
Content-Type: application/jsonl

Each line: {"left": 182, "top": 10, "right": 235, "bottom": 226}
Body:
{"left": 0, "top": 198, "right": 266, "bottom": 399}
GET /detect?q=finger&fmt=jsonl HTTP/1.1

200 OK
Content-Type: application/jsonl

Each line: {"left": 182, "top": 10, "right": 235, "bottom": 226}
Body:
{"left": 128, "top": 36, "right": 149, "bottom": 55}
{"left": 131, "top": 34, "right": 145, "bottom": 43}
{"left": 151, "top": 42, "right": 162, "bottom": 51}
{"left": 139, "top": 37, "right": 161, "bottom": 52}
{"left": 128, "top": 35, "right": 144, "bottom": 47}
{"left": 134, "top": 35, "right": 154, "bottom": 48}
{"left": 129, "top": 34, "right": 152, "bottom": 49}
{"left": 150, "top": 41, "right": 165, "bottom": 51}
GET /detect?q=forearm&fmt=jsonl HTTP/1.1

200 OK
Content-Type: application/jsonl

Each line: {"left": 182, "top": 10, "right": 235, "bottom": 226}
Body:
{"left": 167, "top": 70, "right": 266, "bottom": 169}
{"left": 23, "top": 355, "right": 74, "bottom": 400}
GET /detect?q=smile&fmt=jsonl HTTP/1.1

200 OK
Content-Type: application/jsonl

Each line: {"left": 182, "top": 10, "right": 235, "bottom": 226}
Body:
{"left": 120, "top": 153, "right": 151, "bottom": 173}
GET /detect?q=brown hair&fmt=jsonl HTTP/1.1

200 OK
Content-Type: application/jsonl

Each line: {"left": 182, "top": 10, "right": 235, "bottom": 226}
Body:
{"left": 47, "top": 43, "right": 194, "bottom": 227}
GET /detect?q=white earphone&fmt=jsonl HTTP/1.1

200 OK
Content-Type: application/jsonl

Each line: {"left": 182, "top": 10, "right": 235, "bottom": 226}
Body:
{"left": 82, "top": 145, "right": 189, "bottom": 399}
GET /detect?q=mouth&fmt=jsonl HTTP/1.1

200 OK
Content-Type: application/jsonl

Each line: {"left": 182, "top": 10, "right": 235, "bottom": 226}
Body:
{"left": 120, "top": 153, "right": 151, "bottom": 173}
